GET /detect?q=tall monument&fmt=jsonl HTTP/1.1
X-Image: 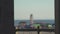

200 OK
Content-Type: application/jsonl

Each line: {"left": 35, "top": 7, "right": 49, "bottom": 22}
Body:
{"left": 30, "top": 14, "right": 34, "bottom": 25}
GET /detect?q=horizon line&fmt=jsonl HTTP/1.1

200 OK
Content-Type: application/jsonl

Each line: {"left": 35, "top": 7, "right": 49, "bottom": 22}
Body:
{"left": 14, "top": 19, "right": 54, "bottom": 20}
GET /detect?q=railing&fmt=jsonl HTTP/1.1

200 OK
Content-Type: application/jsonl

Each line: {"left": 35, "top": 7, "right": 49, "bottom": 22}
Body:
{"left": 15, "top": 26, "right": 55, "bottom": 34}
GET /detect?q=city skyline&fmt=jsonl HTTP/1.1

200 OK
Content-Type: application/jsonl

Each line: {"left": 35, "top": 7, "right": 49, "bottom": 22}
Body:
{"left": 14, "top": 0, "right": 54, "bottom": 20}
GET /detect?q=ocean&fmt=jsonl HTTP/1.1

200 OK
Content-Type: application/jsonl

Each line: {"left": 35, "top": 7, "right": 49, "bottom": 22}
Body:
{"left": 14, "top": 20, "right": 55, "bottom": 26}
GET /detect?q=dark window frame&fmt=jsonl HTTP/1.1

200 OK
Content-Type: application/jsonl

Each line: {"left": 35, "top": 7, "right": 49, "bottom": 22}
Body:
{"left": 0, "top": 0, "right": 60, "bottom": 34}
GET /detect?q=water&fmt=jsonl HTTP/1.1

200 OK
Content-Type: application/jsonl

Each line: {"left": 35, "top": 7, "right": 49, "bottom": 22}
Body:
{"left": 14, "top": 20, "right": 55, "bottom": 26}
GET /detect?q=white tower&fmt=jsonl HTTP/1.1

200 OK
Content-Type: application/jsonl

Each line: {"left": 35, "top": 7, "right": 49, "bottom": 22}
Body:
{"left": 30, "top": 14, "right": 34, "bottom": 25}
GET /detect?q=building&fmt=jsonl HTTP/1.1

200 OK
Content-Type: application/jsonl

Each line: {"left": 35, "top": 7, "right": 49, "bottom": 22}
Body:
{"left": 30, "top": 14, "right": 34, "bottom": 24}
{"left": 30, "top": 14, "right": 34, "bottom": 28}
{"left": 18, "top": 21, "right": 26, "bottom": 29}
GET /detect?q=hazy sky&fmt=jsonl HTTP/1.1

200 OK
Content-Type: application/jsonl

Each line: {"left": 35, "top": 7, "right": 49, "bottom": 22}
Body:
{"left": 14, "top": 0, "right": 54, "bottom": 20}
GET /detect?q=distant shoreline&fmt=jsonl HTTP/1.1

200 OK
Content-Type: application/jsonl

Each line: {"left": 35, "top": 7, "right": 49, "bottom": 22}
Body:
{"left": 14, "top": 19, "right": 54, "bottom": 21}
{"left": 14, "top": 20, "right": 55, "bottom": 26}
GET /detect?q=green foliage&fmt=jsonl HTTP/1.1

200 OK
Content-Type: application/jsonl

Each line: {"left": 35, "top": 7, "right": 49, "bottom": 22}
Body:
{"left": 45, "top": 23, "right": 51, "bottom": 27}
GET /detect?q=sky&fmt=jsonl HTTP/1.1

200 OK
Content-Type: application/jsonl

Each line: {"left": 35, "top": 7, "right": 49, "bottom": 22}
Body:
{"left": 14, "top": 0, "right": 54, "bottom": 20}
